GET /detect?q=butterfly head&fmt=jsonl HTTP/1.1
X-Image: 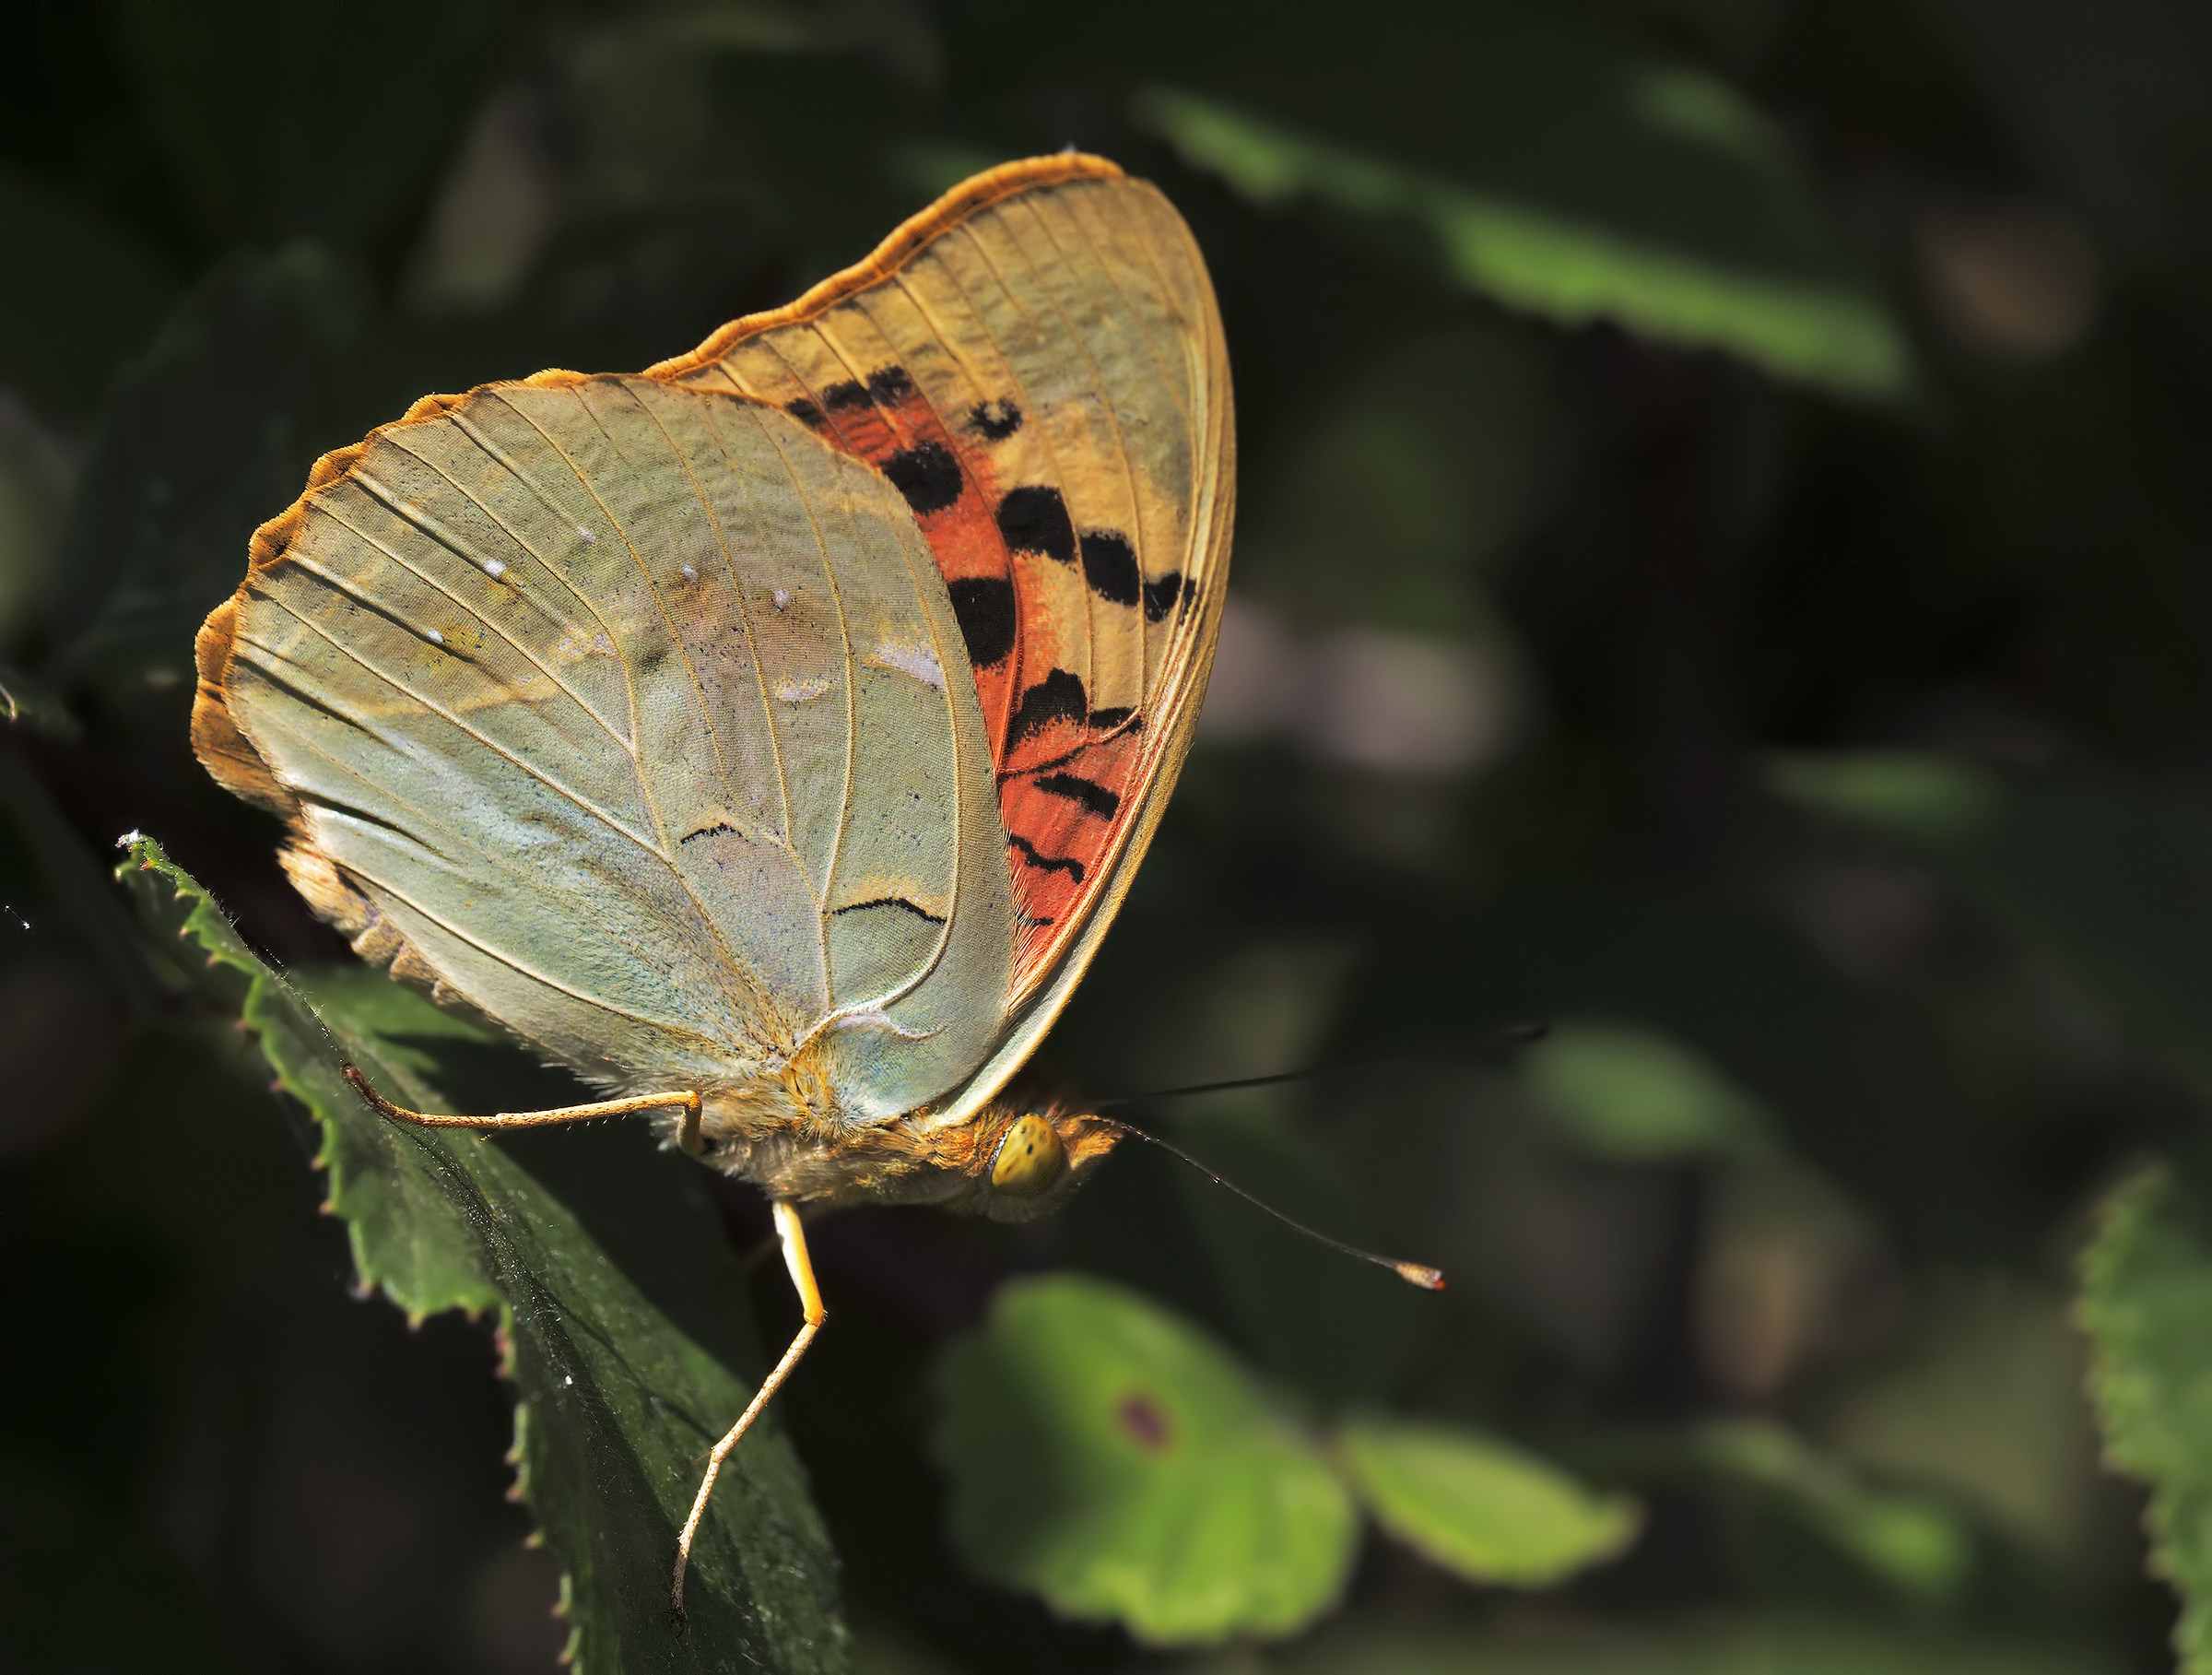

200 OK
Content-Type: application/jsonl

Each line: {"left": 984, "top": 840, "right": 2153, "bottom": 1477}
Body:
{"left": 947, "top": 1080, "right": 1124, "bottom": 1221}
{"left": 702, "top": 1070, "right": 1122, "bottom": 1220}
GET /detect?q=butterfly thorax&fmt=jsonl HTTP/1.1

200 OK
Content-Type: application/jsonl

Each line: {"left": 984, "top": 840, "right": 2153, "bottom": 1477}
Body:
{"left": 688, "top": 1071, "right": 1121, "bottom": 1222}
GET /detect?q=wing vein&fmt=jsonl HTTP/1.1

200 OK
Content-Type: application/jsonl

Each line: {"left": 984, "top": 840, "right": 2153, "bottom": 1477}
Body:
{"left": 247, "top": 597, "right": 669, "bottom": 856}
{"left": 698, "top": 402, "right": 801, "bottom": 855}
{"left": 940, "top": 223, "right": 1100, "bottom": 721}
{"left": 302, "top": 496, "right": 632, "bottom": 755}
{"left": 749, "top": 411, "right": 856, "bottom": 1004}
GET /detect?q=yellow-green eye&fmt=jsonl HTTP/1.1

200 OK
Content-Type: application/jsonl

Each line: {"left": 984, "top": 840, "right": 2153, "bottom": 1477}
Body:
{"left": 990, "top": 1113, "right": 1067, "bottom": 1197}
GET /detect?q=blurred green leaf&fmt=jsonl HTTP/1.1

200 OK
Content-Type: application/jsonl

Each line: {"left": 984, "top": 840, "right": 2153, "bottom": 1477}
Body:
{"left": 1929, "top": 0, "right": 2212, "bottom": 254}
{"left": 1335, "top": 880, "right": 1965, "bottom": 1254}
{"left": 1159, "top": 1101, "right": 1427, "bottom": 1404}
{"left": 1825, "top": 1278, "right": 2097, "bottom": 1565}
{"left": 114, "top": 835, "right": 847, "bottom": 1673}
{"left": 1769, "top": 751, "right": 2002, "bottom": 842}
{"left": 1236, "top": 1616, "right": 2118, "bottom": 1675}
{"left": 110, "top": 0, "right": 518, "bottom": 256}
{"left": 47, "top": 246, "right": 373, "bottom": 690}
{"left": 1685, "top": 1419, "right": 1973, "bottom": 1600}
{"left": 1136, "top": 38, "right": 1910, "bottom": 399}
{"left": 593, "top": 0, "right": 939, "bottom": 87}
{"left": 0, "top": 754, "right": 168, "bottom": 1016}
{"left": 1773, "top": 753, "right": 2212, "bottom": 1098}
{"left": 1335, "top": 1413, "right": 1640, "bottom": 1587}
{"left": 934, "top": 1274, "right": 1358, "bottom": 1645}
{"left": 0, "top": 166, "right": 180, "bottom": 424}
{"left": 1524, "top": 1020, "right": 1772, "bottom": 1161}
{"left": 0, "top": 395, "right": 72, "bottom": 649}
{"left": 0, "top": 1455, "right": 248, "bottom": 1673}
{"left": 1241, "top": 324, "right": 1563, "bottom": 633}
{"left": 2081, "top": 1162, "right": 2212, "bottom": 1675}
{"left": 0, "top": 663, "right": 78, "bottom": 741}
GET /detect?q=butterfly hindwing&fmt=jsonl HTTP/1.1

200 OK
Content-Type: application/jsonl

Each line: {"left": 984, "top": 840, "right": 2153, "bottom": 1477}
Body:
{"left": 194, "top": 373, "right": 1015, "bottom": 1119}
{"left": 654, "top": 157, "right": 1234, "bottom": 1086}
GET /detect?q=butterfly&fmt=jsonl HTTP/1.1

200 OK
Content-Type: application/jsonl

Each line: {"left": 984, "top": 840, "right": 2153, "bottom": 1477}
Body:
{"left": 191, "top": 152, "right": 1240, "bottom": 1617}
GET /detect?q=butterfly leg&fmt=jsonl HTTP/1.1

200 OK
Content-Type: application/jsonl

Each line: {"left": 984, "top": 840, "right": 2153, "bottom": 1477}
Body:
{"left": 343, "top": 1064, "right": 701, "bottom": 1143}
{"left": 669, "top": 1198, "right": 824, "bottom": 1625}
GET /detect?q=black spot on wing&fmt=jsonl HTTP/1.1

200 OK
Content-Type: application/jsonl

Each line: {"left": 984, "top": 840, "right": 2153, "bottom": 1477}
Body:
{"left": 970, "top": 399, "right": 1022, "bottom": 442}
{"left": 1008, "top": 668, "right": 1087, "bottom": 746}
{"left": 1143, "top": 572, "right": 1191, "bottom": 623}
{"left": 1080, "top": 530, "right": 1139, "bottom": 607}
{"left": 947, "top": 575, "right": 1016, "bottom": 667}
{"left": 1036, "top": 772, "right": 1120, "bottom": 820}
{"left": 830, "top": 894, "right": 947, "bottom": 925}
{"left": 866, "top": 364, "right": 914, "bottom": 403}
{"left": 822, "top": 380, "right": 874, "bottom": 412}
{"left": 681, "top": 821, "right": 739, "bottom": 845}
{"left": 882, "top": 441, "right": 963, "bottom": 516}
{"left": 785, "top": 397, "right": 825, "bottom": 429}
{"left": 996, "top": 485, "right": 1076, "bottom": 565}
{"left": 1089, "top": 707, "right": 1135, "bottom": 731}
{"left": 1009, "top": 832, "right": 1085, "bottom": 881}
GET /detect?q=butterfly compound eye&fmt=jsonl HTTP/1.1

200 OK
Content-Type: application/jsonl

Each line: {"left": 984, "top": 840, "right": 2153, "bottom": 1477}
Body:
{"left": 989, "top": 1113, "right": 1067, "bottom": 1197}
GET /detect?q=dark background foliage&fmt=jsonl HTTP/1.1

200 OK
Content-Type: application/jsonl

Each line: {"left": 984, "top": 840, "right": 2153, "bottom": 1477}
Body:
{"left": 7, "top": 0, "right": 2212, "bottom": 1670}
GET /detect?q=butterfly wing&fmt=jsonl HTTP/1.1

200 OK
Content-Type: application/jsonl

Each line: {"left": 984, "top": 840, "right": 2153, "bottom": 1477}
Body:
{"left": 194, "top": 372, "right": 1015, "bottom": 1120}
{"left": 653, "top": 155, "right": 1234, "bottom": 1119}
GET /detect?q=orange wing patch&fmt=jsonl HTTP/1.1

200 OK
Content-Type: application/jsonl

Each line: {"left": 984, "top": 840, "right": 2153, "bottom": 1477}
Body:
{"left": 773, "top": 363, "right": 1156, "bottom": 950}
{"left": 652, "top": 155, "right": 1231, "bottom": 1001}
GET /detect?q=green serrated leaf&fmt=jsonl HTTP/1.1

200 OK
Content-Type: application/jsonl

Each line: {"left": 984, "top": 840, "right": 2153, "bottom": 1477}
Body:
{"left": 114, "top": 833, "right": 847, "bottom": 1674}
{"left": 2080, "top": 1162, "right": 2212, "bottom": 1674}
{"left": 1335, "top": 1413, "right": 1639, "bottom": 1587}
{"left": 934, "top": 1273, "right": 1358, "bottom": 1646}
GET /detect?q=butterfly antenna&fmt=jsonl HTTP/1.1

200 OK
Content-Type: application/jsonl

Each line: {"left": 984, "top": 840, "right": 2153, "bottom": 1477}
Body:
{"left": 1096, "top": 1020, "right": 1550, "bottom": 1110}
{"left": 1095, "top": 1116, "right": 1446, "bottom": 1292}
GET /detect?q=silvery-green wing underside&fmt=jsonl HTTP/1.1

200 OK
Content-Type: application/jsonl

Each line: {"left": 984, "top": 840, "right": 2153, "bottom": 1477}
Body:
{"left": 194, "top": 373, "right": 1014, "bottom": 1122}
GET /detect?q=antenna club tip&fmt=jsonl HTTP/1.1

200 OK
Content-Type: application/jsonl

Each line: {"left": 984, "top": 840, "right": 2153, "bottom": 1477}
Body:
{"left": 1395, "top": 1262, "right": 1446, "bottom": 1292}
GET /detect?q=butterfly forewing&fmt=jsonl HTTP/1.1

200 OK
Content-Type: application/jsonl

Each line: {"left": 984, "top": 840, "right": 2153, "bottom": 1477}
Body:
{"left": 198, "top": 374, "right": 1014, "bottom": 1117}
{"left": 654, "top": 157, "right": 1234, "bottom": 1067}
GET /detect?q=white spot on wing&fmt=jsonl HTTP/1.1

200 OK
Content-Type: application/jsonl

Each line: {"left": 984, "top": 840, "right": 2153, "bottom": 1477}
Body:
{"left": 680, "top": 562, "right": 698, "bottom": 581}
{"left": 579, "top": 527, "right": 597, "bottom": 544}
{"left": 772, "top": 588, "right": 791, "bottom": 610}
{"left": 826, "top": 1007, "right": 942, "bottom": 1042}
{"left": 426, "top": 628, "right": 444, "bottom": 645}
{"left": 776, "top": 676, "right": 831, "bottom": 703}
{"left": 483, "top": 559, "right": 506, "bottom": 578}
{"left": 866, "top": 639, "right": 946, "bottom": 690}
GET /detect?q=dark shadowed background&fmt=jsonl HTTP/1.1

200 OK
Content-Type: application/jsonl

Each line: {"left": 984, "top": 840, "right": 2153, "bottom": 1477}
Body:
{"left": 9, "top": 1, "right": 2212, "bottom": 1671}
